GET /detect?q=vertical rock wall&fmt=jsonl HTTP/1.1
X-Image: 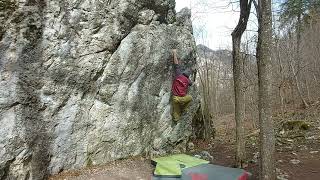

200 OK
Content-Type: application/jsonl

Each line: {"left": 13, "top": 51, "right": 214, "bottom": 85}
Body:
{"left": 0, "top": 0, "right": 199, "bottom": 179}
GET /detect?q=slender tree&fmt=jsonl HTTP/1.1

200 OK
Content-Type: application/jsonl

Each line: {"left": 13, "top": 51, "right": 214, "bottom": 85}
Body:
{"left": 231, "top": 0, "right": 252, "bottom": 168}
{"left": 255, "top": 0, "right": 276, "bottom": 179}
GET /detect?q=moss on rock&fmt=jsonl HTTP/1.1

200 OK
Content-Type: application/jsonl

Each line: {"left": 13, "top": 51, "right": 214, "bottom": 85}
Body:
{"left": 282, "top": 120, "right": 310, "bottom": 131}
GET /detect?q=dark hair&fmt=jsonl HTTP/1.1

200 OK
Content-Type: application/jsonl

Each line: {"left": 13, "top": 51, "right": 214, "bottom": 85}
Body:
{"left": 182, "top": 69, "right": 192, "bottom": 78}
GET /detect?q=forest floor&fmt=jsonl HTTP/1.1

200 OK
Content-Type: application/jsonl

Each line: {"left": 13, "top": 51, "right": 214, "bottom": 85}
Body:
{"left": 203, "top": 102, "right": 320, "bottom": 180}
{"left": 50, "top": 103, "right": 320, "bottom": 180}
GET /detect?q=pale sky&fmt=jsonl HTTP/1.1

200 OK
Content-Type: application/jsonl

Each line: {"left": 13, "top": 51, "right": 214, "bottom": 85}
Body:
{"left": 175, "top": 0, "right": 241, "bottom": 50}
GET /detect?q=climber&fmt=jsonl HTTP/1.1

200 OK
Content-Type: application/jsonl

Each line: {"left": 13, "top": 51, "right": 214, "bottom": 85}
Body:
{"left": 171, "top": 49, "right": 193, "bottom": 121}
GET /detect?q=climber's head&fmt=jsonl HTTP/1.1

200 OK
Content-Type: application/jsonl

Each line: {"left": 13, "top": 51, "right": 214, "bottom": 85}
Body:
{"left": 182, "top": 68, "right": 192, "bottom": 78}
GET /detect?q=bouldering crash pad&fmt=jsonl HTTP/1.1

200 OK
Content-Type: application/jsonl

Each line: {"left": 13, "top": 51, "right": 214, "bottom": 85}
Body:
{"left": 152, "top": 154, "right": 250, "bottom": 180}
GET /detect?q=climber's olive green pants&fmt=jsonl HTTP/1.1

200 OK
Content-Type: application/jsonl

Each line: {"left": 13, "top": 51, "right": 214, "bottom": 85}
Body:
{"left": 172, "top": 95, "right": 192, "bottom": 121}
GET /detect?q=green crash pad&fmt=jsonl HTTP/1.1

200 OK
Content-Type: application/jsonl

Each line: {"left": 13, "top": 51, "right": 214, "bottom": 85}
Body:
{"left": 154, "top": 161, "right": 182, "bottom": 176}
{"left": 152, "top": 154, "right": 209, "bottom": 177}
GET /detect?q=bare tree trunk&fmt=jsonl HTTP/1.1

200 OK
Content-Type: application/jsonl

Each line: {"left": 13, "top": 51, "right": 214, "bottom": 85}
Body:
{"left": 205, "top": 61, "right": 213, "bottom": 139}
{"left": 305, "top": 78, "right": 311, "bottom": 103}
{"left": 233, "top": 36, "right": 246, "bottom": 167}
{"left": 210, "top": 62, "right": 216, "bottom": 119}
{"left": 215, "top": 62, "right": 221, "bottom": 114}
{"left": 279, "top": 86, "right": 285, "bottom": 116}
{"left": 276, "top": 36, "right": 285, "bottom": 116}
{"left": 232, "top": 37, "right": 245, "bottom": 167}
{"left": 201, "top": 70, "right": 212, "bottom": 140}
{"left": 232, "top": 0, "right": 252, "bottom": 167}
{"left": 256, "top": 0, "right": 276, "bottom": 178}
{"left": 294, "top": 5, "right": 309, "bottom": 108}
{"left": 289, "top": 61, "right": 309, "bottom": 108}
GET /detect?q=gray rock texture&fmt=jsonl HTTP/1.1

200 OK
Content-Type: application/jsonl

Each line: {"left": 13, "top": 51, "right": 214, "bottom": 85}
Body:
{"left": 0, "top": 0, "right": 199, "bottom": 179}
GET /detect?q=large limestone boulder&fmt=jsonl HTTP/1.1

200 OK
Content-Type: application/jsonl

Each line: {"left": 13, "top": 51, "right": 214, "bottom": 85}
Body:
{"left": 0, "top": 0, "right": 199, "bottom": 179}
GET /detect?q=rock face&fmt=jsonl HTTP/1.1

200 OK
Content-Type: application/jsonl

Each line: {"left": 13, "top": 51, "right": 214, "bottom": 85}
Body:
{"left": 0, "top": 0, "right": 199, "bottom": 179}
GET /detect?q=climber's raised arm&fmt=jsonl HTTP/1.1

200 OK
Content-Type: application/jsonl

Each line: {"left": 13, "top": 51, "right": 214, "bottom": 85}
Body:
{"left": 172, "top": 49, "right": 183, "bottom": 76}
{"left": 172, "top": 49, "right": 179, "bottom": 65}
